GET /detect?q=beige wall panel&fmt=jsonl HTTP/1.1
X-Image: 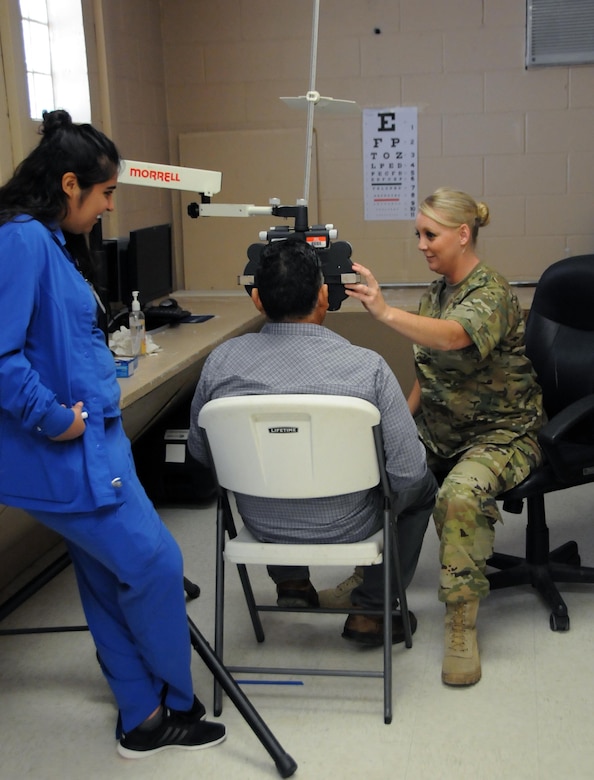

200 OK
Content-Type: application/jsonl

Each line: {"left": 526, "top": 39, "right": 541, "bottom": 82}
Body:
{"left": 417, "top": 156, "right": 484, "bottom": 206}
{"left": 179, "top": 128, "right": 318, "bottom": 290}
{"left": 484, "top": 0, "right": 527, "bottom": 26}
{"left": 333, "top": 76, "right": 402, "bottom": 109}
{"left": 568, "top": 152, "right": 594, "bottom": 194}
{"left": 527, "top": 109, "right": 594, "bottom": 153}
{"left": 444, "top": 26, "right": 525, "bottom": 71}
{"left": 486, "top": 153, "right": 568, "bottom": 196}
{"left": 360, "top": 32, "right": 443, "bottom": 77}
{"left": 483, "top": 236, "right": 568, "bottom": 281}
{"left": 486, "top": 69, "right": 569, "bottom": 113}
{"left": 319, "top": 0, "right": 400, "bottom": 36}
{"left": 444, "top": 112, "right": 525, "bottom": 157}
{"left": 162, "top": 0, "right": 242, "bottom": 43}
{"left": 100, "top": 0, "right": 173, "bottom": 240}
{"left": 526, "top": 196, "right": 575, "bottom": 237}
{"left": 486, "top": 196, "right": 526, "bottom": 237}
{"left": 564, "top": 235, "right": 594, "bottom": 257}
{"left": 569, "top": 68, "right": 594, "bottom": 108}
{"left": 401, "top": 0, "right": 483, "bottom": 31}
{"left": 402, "top": 73, "right": 484, "bottom": 115}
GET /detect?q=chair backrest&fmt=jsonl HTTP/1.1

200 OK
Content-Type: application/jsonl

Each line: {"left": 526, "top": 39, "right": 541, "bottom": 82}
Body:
{"left": 526, "top": 254, "right": 594, "bottom": 425}
{"left": 198, "top": 394, "right": 382, "bottom": 499}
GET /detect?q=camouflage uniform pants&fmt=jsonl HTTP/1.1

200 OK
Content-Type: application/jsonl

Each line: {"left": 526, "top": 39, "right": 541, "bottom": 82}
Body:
{"left": 426, "top": 434, "right": 542, "bottom": 603}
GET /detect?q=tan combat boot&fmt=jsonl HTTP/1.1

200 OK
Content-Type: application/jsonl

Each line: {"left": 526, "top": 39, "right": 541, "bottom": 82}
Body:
{"left": 318, "top": 567, "right": 364, "bottom": 609}
{"left": 442, "top": 599, "right": 481, "bottom": 686}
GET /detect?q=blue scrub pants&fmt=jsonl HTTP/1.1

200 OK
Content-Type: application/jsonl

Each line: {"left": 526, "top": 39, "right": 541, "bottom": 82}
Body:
{"left": 32, "top": 420, "right": 194, "bottom": 733}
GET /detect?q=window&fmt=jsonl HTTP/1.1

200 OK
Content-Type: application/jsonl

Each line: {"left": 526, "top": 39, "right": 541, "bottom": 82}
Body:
{"left": 19, "top": 0, "right": 90, "bottom": 121}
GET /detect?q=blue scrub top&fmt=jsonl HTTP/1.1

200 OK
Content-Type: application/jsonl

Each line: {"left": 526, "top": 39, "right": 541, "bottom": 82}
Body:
{"left": 0, "top": 217, "right": 126, "bottom": 512}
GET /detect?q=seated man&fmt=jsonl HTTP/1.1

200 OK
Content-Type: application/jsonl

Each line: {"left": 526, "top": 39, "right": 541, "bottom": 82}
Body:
{"left": 188, "top": 236, "right": 437, "bottom": 646}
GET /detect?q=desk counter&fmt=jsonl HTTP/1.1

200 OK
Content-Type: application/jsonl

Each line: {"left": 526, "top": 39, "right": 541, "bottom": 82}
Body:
{"left": 119, "top": 292, "right": 263, "bottom": 441}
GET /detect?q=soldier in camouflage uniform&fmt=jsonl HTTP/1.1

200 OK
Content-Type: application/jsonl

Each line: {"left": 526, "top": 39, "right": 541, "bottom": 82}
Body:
{"left": 415, "top": 262, "right": 544, "bottom": 604}
{"left": 341, "top": 187, "right": 545, "bottom": 687}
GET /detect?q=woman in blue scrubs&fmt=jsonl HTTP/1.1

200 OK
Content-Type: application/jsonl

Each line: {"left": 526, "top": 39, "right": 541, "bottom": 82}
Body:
{"left": 0, "top": 110, "right": 225, "bottom": 758}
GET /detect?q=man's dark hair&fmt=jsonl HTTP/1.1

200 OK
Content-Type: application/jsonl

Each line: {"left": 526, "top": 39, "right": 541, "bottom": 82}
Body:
{"left": 256, "top": 236, "right": 323, "bottom": 321}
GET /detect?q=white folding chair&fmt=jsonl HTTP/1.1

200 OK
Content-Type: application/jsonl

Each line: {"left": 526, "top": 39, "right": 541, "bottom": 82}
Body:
{"left": 198, "top": 394, "right": 413, "bottom": 724}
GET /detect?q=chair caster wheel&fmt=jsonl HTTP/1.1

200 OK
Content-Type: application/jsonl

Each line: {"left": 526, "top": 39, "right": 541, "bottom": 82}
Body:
{"left": 550, "top": 612, "right": 570, "bottom": 631}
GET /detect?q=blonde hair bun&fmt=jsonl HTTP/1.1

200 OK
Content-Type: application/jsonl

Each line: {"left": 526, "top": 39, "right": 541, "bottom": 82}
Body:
{"left": 476, "top": 201, "right": 490, "bottom": 228}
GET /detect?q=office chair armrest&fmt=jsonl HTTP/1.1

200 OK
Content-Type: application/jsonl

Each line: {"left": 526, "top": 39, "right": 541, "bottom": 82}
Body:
{"left": 538, "top": 393, "right": 594, "bottom": 482}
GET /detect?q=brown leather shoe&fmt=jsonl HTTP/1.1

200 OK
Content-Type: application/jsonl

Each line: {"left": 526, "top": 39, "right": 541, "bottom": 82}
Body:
{"left": 276, "top": 579, "right": 319, "bottom": 608}
{"left": 342, "top": 610, "right": 417, "bottom": 646}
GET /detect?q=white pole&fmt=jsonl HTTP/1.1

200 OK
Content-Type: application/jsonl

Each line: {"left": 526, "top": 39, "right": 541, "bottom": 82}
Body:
{"left": 302, "top": 0, "right": 320, "bottom": 205}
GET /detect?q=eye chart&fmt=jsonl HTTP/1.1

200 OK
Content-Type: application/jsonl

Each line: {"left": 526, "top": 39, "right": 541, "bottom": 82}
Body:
{"left": 362, "top": 106, "right": 418, "bottom": 221}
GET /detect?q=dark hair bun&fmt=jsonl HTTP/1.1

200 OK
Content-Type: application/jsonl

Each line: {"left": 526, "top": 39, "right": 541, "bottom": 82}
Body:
{"left": 40, "top": 109, "right": 73, "bottom": 138}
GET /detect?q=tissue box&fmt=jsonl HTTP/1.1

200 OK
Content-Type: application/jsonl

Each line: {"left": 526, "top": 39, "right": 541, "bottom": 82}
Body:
{"left": 114, "top": 356, "right": 139, "bottom": 377}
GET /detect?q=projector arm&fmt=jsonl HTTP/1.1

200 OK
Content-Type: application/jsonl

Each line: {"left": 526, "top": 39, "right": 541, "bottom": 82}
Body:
{"left": 187, "top": 202, "right": 274, "bottom": 218}
{"left": 119, "top": 159, "right": 223, "bottom": 197}
{"left": 119, "top": 160, "right": 310, "bottom": 231}
{"left": 118, "top": 159, "right": 357, "bottom": 310}
{"left": 193, "top": 200, "right": 312, "bottom": 235}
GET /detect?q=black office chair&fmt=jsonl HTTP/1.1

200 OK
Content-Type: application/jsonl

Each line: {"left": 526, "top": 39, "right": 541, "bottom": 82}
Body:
{"left": 487, "top": 254, "right": 594, "bottom": 630}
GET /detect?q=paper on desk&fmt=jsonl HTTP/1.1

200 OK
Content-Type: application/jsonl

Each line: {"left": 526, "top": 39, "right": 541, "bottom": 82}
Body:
{"left": 108, "top": 326, "right": 162, "bottom": 356}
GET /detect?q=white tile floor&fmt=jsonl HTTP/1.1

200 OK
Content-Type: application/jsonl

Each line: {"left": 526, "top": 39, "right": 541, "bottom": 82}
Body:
{"left": 2, "top": 485, "right": 594, "bottom": 779}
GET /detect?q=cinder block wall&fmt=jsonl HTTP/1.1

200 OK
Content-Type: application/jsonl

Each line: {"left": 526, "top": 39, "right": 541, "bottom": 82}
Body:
{"left": 159, "top": 0, "right": 594, "bottom": 286}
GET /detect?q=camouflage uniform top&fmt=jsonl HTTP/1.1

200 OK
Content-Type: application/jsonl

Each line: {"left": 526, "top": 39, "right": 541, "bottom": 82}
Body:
{"left": 413, "top": 263, "right": 544, "bottom": 459}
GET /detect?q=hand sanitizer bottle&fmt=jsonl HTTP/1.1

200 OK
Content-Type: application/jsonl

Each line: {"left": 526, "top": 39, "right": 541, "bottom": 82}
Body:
{"left": 129, "top": 291, "right": 146, "bottom": 356}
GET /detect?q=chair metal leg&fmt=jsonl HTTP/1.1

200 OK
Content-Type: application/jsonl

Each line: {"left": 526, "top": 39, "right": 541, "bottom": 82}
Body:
{"left": 214, "top": 496, "right": 267, "bottom": 715}
{"left": 221, "top": 501, "right": 265, "bottom": 641}
{"left": 390, "top": 509, "right": 413, "bottom": 649}
{"left": 183, "top": 577, "right": 200, "bottom": 599}
{"left": 214, "top": 497, "right": 227, "bottom": 715}
{"left": 379, "top": 502, "right": 416, "bottom": 725}
{"left": 382, "top": 506, "right": 393, "bottom": 725}
{"left": 188, "top": 616, "right": 298, "bottom": 778}
{"left": 236, "top": 563, "right": 266, "bottom": 642}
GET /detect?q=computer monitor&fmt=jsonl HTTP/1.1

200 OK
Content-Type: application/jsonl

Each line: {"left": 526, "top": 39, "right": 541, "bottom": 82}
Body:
{"left": 119, "top": 223, "right": 173, "bottom": 309}
{"left": 101, "top": 236, "right": 129, "bottom": 306}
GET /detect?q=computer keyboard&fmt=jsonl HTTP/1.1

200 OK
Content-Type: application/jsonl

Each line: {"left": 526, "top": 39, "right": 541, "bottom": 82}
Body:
{"left": 144, "top": 305, "right": 192, "bottom": 330}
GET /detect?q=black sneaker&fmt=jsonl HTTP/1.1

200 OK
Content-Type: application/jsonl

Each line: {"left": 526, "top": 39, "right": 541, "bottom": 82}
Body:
{"left": 117, "top": 708, "right": 226, "bottom": 759}
{"left": 169, "top": 695, "right": 206, "bottom": 722}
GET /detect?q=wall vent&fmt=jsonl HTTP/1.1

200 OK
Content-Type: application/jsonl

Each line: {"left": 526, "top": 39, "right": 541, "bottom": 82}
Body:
{"left": 527, "top": 0, "right": 594, "bottom": 67}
